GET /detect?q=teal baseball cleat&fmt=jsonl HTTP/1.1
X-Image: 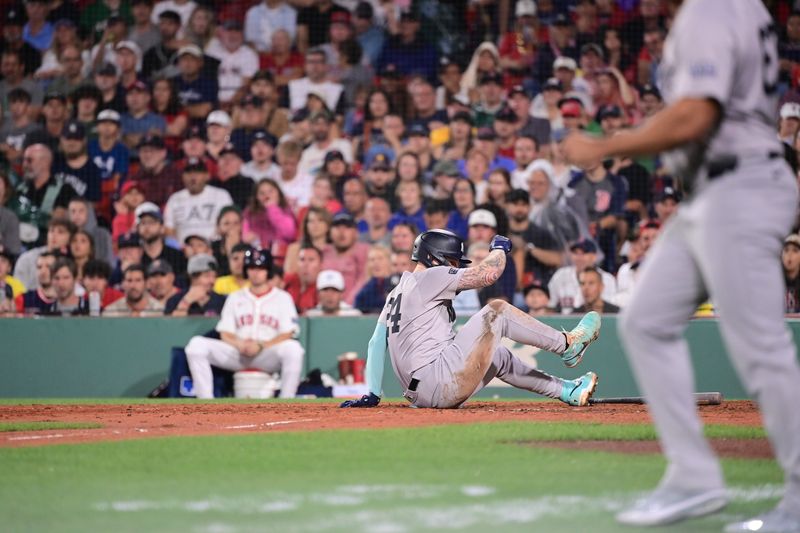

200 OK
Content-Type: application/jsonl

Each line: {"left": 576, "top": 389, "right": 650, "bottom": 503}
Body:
{"left": 561, "top": 311, "right": 601, "bottom": 368}
{"left": 560, "top": 371, "right": 598, "bottom": 406}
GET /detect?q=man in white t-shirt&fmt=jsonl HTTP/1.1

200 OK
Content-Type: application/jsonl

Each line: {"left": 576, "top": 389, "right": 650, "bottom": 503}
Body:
{"left": 288, "top": 47, "right": 343, "bottom": 112}
{"left": 548, "top": 239, "right": 616, "bottom": 314}
{"left": 240, "top": 130, "right": 282, "bottom": 182}
{"left": 205, "top": 20, "right": 259, "bottom": 104}
{"left": 164, "top": 158, "right": 234, "bottom": 242}
{"left": 297, "top": 109, "right": 353, "bottom": 176}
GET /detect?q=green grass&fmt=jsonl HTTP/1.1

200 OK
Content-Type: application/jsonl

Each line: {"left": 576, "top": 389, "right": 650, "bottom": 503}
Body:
{"left": 0, "top": 421, "right": 782, "bottom": 533}
{"left": 0, "top": 421, "right": 102, "bottom": 432}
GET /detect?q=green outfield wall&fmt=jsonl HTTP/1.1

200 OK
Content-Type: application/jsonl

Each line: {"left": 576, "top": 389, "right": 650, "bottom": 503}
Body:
{"left": 1, "top": 316, "right": 798, "bottom": 399}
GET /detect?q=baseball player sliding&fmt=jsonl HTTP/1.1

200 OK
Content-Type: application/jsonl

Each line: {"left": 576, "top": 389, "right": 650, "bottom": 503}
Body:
{"left": 341, "top": 228, "right": 601, "bottom": 410}
{"left": 185, "top": 249, "right": 304, "bottom": 398}
{"left": 563, "top": 0, "right": 800, "bottom": 530}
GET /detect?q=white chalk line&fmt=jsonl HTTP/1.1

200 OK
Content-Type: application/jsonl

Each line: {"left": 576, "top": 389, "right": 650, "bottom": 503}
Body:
{"left": 223, "top": 418, "right": 317, "bottom": 430}
{"left": 94, "top": 483, "right": 784, "bottom": 533}
{"left": 7, "top": 433, "right": 67, "bottom": 441}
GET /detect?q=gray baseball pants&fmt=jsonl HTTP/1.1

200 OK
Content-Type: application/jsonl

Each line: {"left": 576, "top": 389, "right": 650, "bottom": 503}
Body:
{"left": 404, "top": 300, "right": 567, "bottom": 408}
{"left": 619, "top": 158, "right": 800, "bottom": 513}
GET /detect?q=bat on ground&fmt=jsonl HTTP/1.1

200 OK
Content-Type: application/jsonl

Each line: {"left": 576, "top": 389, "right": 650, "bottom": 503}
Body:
{"left": 588, "top": 392, "right": 723, "bottom": 406}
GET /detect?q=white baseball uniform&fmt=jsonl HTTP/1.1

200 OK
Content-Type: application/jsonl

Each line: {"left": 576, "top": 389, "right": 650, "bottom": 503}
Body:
{"left": 185, "top": 286, "right": 304, "bottom": 398}
{"left": 619, "top": 0, "right": 800, "bottom": 516}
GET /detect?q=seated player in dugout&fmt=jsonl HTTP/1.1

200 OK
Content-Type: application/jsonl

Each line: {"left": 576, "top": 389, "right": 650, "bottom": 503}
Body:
{"left": 341, "top": 229, "right": 601, "bottom": 409}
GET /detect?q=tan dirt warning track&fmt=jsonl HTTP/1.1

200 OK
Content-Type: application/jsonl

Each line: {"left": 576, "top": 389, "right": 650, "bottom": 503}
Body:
{"left": 0, "top": 400, "right": 765, "bottom": 456}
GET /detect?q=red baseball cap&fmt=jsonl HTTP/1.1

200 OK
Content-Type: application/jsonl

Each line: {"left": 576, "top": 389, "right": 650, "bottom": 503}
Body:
{"left": 560, "top": 100, "right": 582, "bottom": 118}
{"left": 120, "top": 180, "right": 142, "bottom": 196}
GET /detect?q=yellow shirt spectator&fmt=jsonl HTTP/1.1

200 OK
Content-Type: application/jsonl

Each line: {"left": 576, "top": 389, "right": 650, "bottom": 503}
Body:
{"left": 213, "top": 276, "right": 249, "bottom": 295}
{"left": 4, "top": 275, "right": 25, "bottom": 297}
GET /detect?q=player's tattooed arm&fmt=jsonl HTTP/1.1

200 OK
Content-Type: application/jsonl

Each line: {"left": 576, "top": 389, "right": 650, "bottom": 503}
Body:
{"left": 456, "top": 249, "right": 506, "bottom": 290}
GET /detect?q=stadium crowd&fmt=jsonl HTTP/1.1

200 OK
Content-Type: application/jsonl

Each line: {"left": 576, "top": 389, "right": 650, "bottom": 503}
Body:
{"left": 1, "top": 0, "right": 800, "bottom": 319}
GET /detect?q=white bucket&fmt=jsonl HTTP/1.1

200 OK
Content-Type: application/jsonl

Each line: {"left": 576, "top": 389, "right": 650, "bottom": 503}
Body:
{"left": 233, "top": 370, "right": 276, "bottom": 399}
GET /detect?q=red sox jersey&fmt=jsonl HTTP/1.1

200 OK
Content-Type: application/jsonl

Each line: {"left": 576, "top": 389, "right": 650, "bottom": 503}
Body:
{"left": 216, "top": 287, "right": 299, "bottom": 342}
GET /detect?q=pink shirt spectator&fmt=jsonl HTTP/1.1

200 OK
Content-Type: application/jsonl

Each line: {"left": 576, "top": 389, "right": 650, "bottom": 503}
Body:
{"left": 243, "top": 204, "right": 298, "bottom": 248}
{"left": 321, "top": 242, "right": 370, "bottom": 305}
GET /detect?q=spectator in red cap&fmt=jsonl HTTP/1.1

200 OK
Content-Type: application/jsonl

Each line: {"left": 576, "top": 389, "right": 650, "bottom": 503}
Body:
{"left": 558, "top": 97, "right": 587, "bottom": 131}
{"left": 121, "top": 80, "right": 166, "bottom": 151}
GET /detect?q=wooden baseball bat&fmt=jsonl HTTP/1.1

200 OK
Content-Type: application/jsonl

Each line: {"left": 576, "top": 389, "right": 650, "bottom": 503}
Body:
{"left": 588, "top": 392, "right": 723, "bottom": 406}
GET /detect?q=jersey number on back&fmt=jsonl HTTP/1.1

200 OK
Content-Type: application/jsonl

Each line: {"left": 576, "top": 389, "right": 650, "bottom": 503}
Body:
{"left": 759, "top": 22, "right": 779, "bottom": 96}
{"left": 386, "top": 294, "right": 402, "bottom": 334}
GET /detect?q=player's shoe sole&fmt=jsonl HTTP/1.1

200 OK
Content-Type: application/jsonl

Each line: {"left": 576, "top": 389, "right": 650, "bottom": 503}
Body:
{"left": 561, "top": 311, "right": 601, "bottom": 368}
{"left": 560, "top": 372, "right": 598, "bottom": 406}
{"left": 616, "top": 487, "right": 729, "bottom": 527}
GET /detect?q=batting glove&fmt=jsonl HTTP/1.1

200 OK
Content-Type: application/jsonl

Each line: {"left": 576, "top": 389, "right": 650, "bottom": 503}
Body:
{"left": 340, "top": 393, "right": 381, "bottom": 408}
{"left": 490, "top": 235, "right": 512, "bottom": 254}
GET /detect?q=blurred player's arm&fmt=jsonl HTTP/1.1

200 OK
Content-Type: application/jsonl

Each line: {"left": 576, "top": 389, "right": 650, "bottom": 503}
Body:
{"left": 563, "top": 98, "right": 721, "bottom": 166}
{"left": 457, "top": 249, "right": 507, "bottom": 291}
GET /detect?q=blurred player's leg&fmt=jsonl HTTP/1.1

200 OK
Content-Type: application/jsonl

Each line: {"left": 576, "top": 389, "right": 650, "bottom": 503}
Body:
{"left": 249, "top": 340, "right": 305, "bottom": 398}
{"left": 185, "top": 337, "right": 242, "bottom": 399}
{"left": 618, "top": 215, "right": 725, "bottom": 494}
{"left": 701, "top": 167, "right": 800, "bottom": 517}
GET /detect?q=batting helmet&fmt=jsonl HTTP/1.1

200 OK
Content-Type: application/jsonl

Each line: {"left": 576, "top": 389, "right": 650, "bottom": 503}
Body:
{"left": 411, "top": 229, "right": 471, "bottom": 268}
{"left": 243, "top": 248, "right": 272, "bottom": 276}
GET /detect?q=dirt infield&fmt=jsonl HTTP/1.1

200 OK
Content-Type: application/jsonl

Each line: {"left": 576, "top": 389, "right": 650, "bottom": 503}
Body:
{"left": 0, "top": 400, "right": 767, "bottom": 456}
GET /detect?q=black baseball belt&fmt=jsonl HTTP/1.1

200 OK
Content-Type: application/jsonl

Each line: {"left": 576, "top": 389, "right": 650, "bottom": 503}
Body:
{"left": 707, "top": 151, "right": 783, "bottom": 180}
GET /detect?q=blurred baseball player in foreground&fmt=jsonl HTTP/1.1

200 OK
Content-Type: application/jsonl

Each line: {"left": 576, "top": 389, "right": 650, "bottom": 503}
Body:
{"left": 341, "top": 228, "right": 601, "bottom": 409}
{"left": 563, "top": 0, "right": 800, "bottom": 530}
{"left": 185, "top": 249, "right": 304, "bottom": 398}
